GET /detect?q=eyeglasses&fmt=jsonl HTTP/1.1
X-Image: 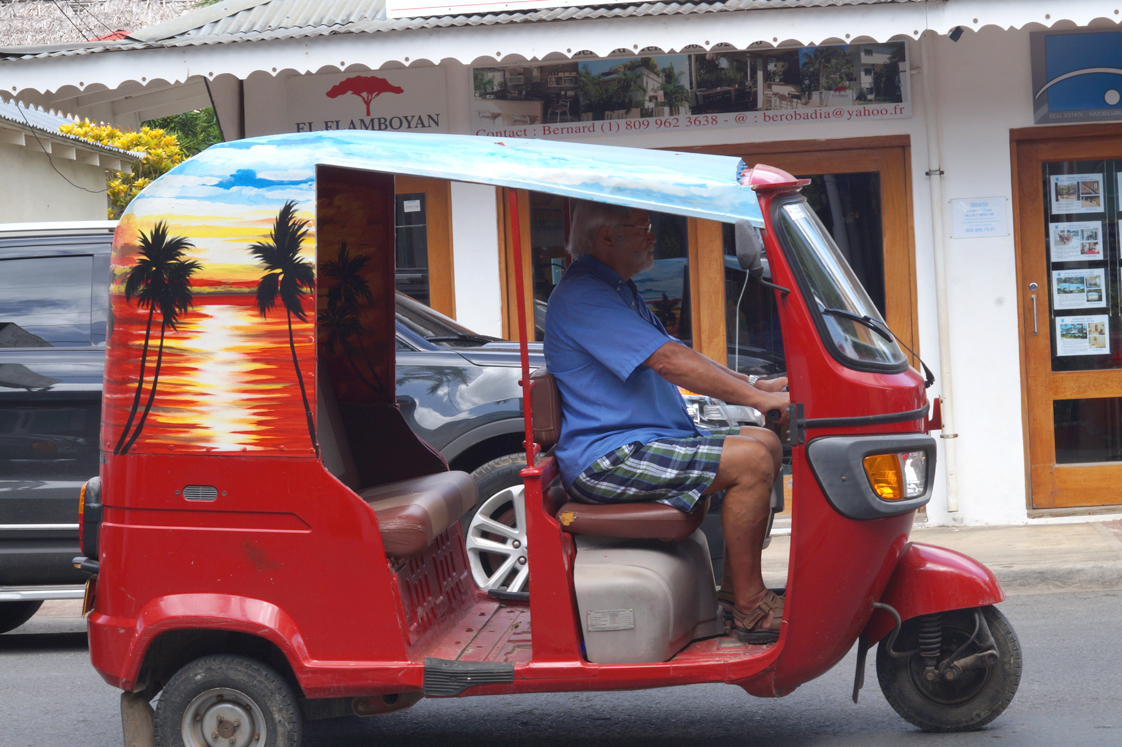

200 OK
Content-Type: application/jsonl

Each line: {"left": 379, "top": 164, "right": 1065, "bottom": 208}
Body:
{"left": 612, "top": 223, "right": 654, "bottom": 235}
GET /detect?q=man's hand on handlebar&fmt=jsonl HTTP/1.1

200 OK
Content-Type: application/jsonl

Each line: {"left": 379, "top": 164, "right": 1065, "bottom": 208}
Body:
{"left": 756, "top": 390, "right": 791, "bottom": 428}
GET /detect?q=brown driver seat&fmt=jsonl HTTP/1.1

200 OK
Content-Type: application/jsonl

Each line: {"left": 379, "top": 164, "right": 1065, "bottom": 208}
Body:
{"left": 529, "top": 367, "right": 708, "bottom": 542}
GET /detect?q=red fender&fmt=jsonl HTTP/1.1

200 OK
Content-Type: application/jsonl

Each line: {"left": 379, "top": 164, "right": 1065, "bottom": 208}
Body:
{"left": 89, "top": 594, "right": 311, "bottom": 691}
{"left": 862, "top": 542, "right": 1005, "bottom": 644}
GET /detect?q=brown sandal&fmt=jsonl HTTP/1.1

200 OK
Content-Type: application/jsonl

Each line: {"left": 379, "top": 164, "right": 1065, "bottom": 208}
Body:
{"left": 731, "top": 590, "right": 784, "bottom": 644}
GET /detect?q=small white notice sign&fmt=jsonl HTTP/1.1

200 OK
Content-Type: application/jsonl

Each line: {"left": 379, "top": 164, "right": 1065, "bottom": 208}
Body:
{"left": 403, "top": 199, "right": 421, "bottom": 213}
{"left": 951, "top": 197, "right": 1007, "bottom": 239}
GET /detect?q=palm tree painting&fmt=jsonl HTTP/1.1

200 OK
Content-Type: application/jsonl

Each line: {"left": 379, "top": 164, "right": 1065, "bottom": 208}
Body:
{"left": 249, "top": 201, "right": 318, "bottom": 455}
{"left": 318, "top": 241, "right": 386, "bottom": 395}
{"left": 115, "top": 222, "right": 200, "bottom": 455}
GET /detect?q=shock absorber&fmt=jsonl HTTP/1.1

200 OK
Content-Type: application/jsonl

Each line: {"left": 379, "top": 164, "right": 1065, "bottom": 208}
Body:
{"left": 918, "top": 612, "right": 943, "bottom": 682}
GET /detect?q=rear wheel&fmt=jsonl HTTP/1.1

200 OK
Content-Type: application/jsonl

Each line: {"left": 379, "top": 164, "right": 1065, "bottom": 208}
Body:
{"left": 876, "top": 606, "right": 1021, "bottom": 732}
{"left": 154, "top": 654, "right": 301, "bottom": 747}
{"left": 465, "top": 454, "right": 528, "bottom": 594}
{"left": 0, "top": 600, "right": 43, "bottom": 634}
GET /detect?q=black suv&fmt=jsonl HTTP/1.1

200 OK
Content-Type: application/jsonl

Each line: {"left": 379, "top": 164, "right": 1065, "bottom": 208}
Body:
{"left": 0, "top": 222, "right": 112, "bottom": 633}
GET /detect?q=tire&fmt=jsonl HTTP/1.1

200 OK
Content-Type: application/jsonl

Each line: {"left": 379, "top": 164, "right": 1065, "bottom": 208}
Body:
{"left": 154, "top": 654, "right": 302, "bottom": 747}
{"left": 876, "top": 605, "right": 1022, "bottom": 733}
{"left": 464, "top": 453, "right": 528, "bottom": 594}
{"left": 0, "top": 600, "right": 43, "bottom": 634}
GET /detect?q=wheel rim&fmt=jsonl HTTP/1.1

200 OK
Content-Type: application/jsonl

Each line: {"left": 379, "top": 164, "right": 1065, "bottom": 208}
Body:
{"left": 905, "top": 623, "right": 992, "bottom": 706}
{"left": 180, "top": 687, "right": 267, "bottom": 747}
{"left": 465, "top": 485, "right": 528, "bottom": 593}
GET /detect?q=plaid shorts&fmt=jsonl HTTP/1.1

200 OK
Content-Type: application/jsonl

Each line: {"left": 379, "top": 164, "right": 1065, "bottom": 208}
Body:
{"left": 568, "top": 427, "right": 740, "bottom": 513}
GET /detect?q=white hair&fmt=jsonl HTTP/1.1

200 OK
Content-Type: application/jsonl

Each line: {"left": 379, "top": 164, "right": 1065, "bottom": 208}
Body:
{"left": 566, "top": 200, "right": 637, "bottom": 259}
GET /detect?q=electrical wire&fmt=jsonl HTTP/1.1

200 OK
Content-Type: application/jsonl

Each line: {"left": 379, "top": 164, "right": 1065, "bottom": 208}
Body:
{"left": 12, "top": 102, "right": 109, "bottom": 195}
{"left": 74, "top": 2, "right": 121, "bottom": 38}
{"left": 47, "top": 0, "right": 96, "bottom": 42}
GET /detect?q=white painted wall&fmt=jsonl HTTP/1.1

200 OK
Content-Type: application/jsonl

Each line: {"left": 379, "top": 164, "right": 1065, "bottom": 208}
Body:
{"left": 0, "top": 143, "right": 108, "bottom": 222}
{"left": 450, "top": 181, "right": 503, "bottom": 337}
{"left": 921, "top": 27, "right": 1034, "bottom": 526}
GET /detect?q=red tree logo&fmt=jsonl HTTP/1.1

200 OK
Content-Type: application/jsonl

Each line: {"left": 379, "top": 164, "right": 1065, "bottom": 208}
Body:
{"left": 326, "top": 75, "right": 405, "bottom": 116}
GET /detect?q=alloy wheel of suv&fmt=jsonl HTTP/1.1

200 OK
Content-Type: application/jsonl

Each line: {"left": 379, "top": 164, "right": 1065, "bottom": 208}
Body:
{"left": 465, "top": 454, "right": 529, "bottom": 594}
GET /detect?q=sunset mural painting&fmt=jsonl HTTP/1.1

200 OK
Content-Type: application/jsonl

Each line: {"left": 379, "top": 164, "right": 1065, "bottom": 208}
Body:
{"left": 103, "top": 142, "right": 320, "bottom": 457}
{"left": 249, "top": 200, "right": 319, "bottom": 456}
{"left": 114, "top": 222, "right": 200, "bottom": 455}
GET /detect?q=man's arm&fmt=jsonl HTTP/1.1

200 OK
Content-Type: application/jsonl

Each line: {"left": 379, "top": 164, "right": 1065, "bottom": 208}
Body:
{"left": 644, "top": 341, "right": 790, "bottom": 424}
{"left": 709, "top": 358, "right": 789, "bottom": 393}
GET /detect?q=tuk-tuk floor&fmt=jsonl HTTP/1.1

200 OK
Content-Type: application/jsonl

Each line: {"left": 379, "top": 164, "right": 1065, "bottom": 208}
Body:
{"left": 423, "top": 598, "right": 532, "bottom": 665}
{"left": 421, "top": 598, "right": 770, "bottom": 667}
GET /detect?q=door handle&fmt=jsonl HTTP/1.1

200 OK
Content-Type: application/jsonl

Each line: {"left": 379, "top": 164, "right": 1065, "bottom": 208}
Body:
{"left": 1029, "top": 282, "right": 1038, "bottom": 335}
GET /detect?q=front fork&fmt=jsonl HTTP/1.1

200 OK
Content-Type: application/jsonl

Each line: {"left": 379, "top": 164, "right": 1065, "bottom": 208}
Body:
{"left": 851, "top": 603, "right": 1000, "bottom": 703}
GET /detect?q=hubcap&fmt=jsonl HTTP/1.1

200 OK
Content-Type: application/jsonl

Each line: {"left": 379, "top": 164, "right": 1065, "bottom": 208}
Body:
{"left": 181, "top": 688, "right": 265, "bottom": 747}
{"left": 465, "top": 485, "right": 528, "bottom": 592}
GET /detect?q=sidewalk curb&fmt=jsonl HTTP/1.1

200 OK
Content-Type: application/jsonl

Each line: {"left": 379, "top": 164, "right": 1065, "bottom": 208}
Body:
{"left": 990, "top": 563, "right": 1122, "bottom": 595}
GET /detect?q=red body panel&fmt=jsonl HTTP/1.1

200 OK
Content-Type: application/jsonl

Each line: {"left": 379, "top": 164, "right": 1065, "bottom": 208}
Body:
{"left": 862, "top": 543, "right": 1006, "bottom": 645}
{"left": 90, "top": 454, "right": 415, "bottom": 694}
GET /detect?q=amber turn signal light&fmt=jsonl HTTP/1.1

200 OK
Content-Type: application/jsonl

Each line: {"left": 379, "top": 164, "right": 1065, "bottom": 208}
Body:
{"left": 863, "top": 451, "right": 927, "bottom": 501}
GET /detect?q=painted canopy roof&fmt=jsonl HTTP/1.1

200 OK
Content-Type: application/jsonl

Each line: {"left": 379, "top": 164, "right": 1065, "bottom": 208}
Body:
{"left": 138, "top": 130, "right": 766, "bottom": 226}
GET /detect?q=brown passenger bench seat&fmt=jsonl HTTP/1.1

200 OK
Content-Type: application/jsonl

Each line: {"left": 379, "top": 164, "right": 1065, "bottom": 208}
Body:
{"left": 317, "top": 368, "right": 476, "bottom": 558}
{"left": 530, "top": 366, "right": 708, "bottom": 542}
{"left": 358, "top": 473, "right": 476, "bottom": 558}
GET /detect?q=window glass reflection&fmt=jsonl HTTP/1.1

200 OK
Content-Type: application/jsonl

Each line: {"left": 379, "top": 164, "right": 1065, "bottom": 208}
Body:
{"left": 0, "top": 255, "right": 93, "bottom": 347}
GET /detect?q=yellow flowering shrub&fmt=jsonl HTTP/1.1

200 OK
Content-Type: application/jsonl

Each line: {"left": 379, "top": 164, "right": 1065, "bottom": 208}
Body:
{"left": 60, "top": 120, "right": 186, "bottom": 218}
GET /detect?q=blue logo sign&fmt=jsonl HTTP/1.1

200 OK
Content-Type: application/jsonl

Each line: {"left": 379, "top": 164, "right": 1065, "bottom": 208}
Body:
{"left": 1032, "top": 30, "right": 1122, "bottom": 124}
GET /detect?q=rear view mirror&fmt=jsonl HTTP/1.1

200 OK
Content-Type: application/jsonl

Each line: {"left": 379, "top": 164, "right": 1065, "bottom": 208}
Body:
{"left": 735, "top": 220, "right": 765, "bottom": 279}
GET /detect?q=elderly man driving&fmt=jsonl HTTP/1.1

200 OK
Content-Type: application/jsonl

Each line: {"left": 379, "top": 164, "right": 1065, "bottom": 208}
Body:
{"left": 544, "top": 199, "right": 790, "bottom": 644}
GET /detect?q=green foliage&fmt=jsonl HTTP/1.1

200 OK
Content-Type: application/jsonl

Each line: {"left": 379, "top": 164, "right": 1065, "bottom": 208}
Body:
{"left": 144, "top": 108, "right": 223, "bottom": 159}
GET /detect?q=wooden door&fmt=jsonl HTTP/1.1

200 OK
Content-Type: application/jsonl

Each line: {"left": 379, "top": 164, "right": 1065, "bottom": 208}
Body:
{"left": 395, "top": 176, "right": 454, "bottom": 317}
{"left": 1013, "top": 126, "right": 1122, "bottom": 509}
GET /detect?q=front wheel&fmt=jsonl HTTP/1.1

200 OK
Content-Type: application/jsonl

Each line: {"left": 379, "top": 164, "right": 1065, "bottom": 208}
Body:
{"left": 876, "top": 605, "right": 1021, "bottom": 733}
{"left": 154, "top": 654, "right": 302, "bottom": 747}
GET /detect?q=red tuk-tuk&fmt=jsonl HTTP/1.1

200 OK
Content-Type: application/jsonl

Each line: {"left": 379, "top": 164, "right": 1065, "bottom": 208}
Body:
{"left": 76, "top": 132, "right": 1019, "bottom": 746}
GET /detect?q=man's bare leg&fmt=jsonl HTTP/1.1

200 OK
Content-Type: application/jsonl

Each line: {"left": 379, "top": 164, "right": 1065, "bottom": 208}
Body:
{"left": 705, "top": 427, "right": 782, "bottom": 624}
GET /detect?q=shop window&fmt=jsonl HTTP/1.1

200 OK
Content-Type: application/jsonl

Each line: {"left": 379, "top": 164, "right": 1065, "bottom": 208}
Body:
{"left": 395, "top": 193, "right": 429, "bottom": 306}
{"left": 1041, "top": 159, "right": 1121, "bottom": 374}
{"left": 1054, "top": 397, "right": 1122, "bottom": 464}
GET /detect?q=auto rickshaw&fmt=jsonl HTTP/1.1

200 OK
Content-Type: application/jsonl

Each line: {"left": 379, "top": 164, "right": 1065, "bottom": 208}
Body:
{"left": 75, "top": 132, "right": 1020, "bottom": 747}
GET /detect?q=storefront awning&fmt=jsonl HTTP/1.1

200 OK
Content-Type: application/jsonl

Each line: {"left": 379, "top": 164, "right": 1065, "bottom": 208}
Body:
{"left": 1, "top": 0, "right": 1116, "bottom": 103}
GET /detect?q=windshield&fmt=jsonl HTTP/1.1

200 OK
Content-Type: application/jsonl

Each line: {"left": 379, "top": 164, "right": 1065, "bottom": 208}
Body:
{"left": 395, "top": 293, "right": 496, "bottom": 347}
{"left": 777, "top": 201, "right": 906, "bottom": 368}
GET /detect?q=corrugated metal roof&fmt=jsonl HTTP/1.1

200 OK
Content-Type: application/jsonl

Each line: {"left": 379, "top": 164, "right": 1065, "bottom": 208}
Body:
{"left": 0, "top": 98, "right": 144, "bottom": 160}
{"left": 144, "top": 0, "right": 914, "bottom": 42}
{"left": 2, "top": 0, "right": 920, "bottom": 56}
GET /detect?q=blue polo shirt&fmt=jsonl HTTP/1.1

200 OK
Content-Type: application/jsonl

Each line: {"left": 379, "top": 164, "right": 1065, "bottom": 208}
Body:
{"left": 544, "top": 255, "right": 700, "bottom": 488}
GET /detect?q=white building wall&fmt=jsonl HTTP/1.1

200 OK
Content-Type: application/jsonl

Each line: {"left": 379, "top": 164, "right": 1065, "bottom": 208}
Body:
{"left": 0, "top": 143, "right": 109, "bottom": 222}
{"left": 450, "top": 181, "right": 503, "bottom": 337}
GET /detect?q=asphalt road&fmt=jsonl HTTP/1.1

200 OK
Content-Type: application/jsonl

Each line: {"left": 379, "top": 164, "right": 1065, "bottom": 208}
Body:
{"left": 1, "top": 589, "right": 1118, "bottom": 747}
